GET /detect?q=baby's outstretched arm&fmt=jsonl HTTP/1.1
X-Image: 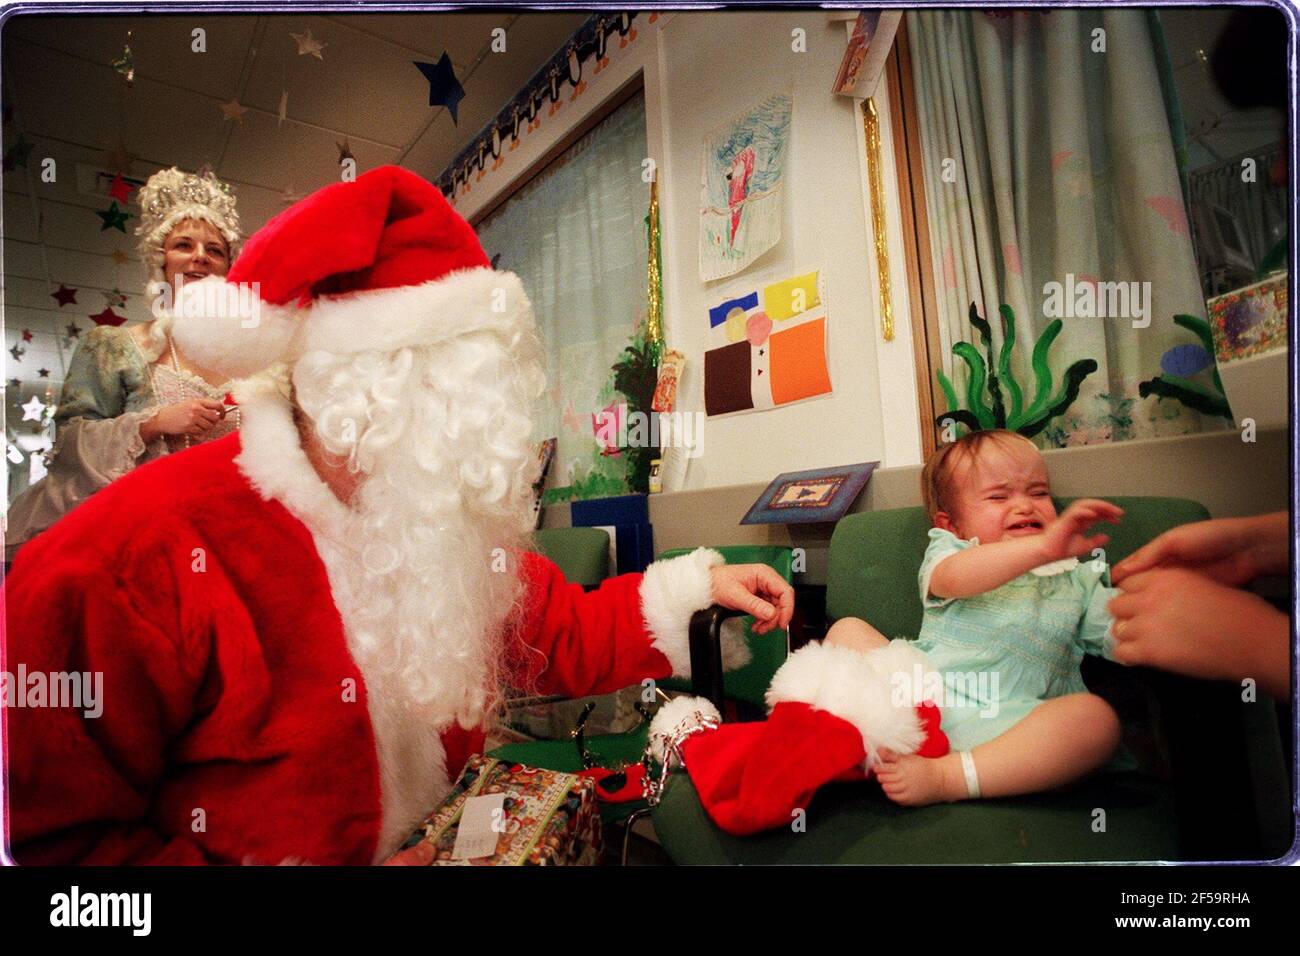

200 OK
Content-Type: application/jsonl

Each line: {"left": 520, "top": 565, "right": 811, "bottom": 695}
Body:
{"left": 930, "top": 499, "right": 1123, "bottom": 599}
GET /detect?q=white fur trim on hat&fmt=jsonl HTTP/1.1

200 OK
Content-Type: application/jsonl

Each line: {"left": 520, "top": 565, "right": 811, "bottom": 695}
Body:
{"left": 639, "top": 548, "right": 752, "bottom": 677}
{"left": 300, "top": 267, "right": 534, "bottom": 357}
{"left": 765, "top": 640, "right": 936, "bottom": 765}
{"left": 169, "top": 276, "right": 302, "bottom": 380}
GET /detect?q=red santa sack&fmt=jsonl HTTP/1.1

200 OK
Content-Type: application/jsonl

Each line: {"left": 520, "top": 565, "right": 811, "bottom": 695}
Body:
{"left": 646, "top": 640, "right": 950, "bottom": 836}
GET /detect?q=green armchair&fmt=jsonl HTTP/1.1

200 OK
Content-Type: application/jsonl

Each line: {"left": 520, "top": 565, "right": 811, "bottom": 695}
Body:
{"left": 650, "top": 498, "right": 1292, "bottom": 863}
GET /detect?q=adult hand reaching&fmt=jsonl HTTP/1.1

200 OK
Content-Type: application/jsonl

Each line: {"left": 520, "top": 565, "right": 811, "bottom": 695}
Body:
{"left": 1111, "top": 512, "right": 1288, "bottom": 586}
{"left": 709, "top": 563, "right": 795, "bottom": 635}
{"left": 1107, "top": 567, "right": 1288, "bottom": 698}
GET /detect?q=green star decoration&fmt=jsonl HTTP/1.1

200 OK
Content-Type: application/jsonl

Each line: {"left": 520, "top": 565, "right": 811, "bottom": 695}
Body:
{"left": 97, "top": 201, "right": 132, "bottom": 233}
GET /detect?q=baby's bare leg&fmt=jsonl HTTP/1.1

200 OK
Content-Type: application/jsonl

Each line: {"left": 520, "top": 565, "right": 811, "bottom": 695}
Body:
{"left": 824, "top": 617, "right": 891, "bottom": 654}
{"left": 877, "top": 692, "right": 1121, "bottom": 806}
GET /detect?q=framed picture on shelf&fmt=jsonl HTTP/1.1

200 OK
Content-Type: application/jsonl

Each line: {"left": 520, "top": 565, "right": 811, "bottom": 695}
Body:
{"left": 741, "top": 461, "right": 879, "bottom": 525}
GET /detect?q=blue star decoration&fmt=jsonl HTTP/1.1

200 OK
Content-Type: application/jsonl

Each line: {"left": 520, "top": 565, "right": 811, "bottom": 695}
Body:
{"left": 415, "top": 53, "right": 465, "bottom": 125}
{"left": 97, "top": 201, "right": 132, "bottom": 233}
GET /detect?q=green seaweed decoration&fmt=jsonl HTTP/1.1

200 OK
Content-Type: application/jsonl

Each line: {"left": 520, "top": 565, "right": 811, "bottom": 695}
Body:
{"left": 1137, "top": 314, "right": 1233, "bottom": 420}
{"left": 935, "top": 302, "right": 1099, "bottom": 439}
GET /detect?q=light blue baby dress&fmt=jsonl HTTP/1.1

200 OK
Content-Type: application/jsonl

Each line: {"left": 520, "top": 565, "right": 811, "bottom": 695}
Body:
{"left": 912, "top": 528, "right": 1120, "bottom": 752}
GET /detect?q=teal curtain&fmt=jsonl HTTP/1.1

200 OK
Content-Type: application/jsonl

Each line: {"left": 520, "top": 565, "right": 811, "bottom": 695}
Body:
{"left": 478, "top": 92, "right": 649, "bottom": 500}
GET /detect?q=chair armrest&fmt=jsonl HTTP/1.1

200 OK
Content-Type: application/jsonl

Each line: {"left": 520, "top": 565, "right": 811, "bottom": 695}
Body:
{"left": 688, "top": 605, "right": 748, "bottom": 712}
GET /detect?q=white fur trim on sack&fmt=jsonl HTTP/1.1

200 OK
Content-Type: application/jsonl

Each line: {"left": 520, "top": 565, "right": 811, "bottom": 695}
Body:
{"left": 765, "top": 640, "right": 938, "bottom": 766}
{"left": 639, "top": 548, "right": 751, "bottom": 677}
{"left": 301, "top": 267, "right": 533, "bottom": 357}
{"left": 169, "top": 275, "right": 301, "bottom": 380}
{"left": 646, "top": 694, "right": 722, "bottom": 765}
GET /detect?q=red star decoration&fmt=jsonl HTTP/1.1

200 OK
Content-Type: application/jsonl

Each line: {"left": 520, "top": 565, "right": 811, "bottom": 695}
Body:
{"left": 21, "top": 328, "right": 33, "bottom": 341}
{"left": 51, "top": 284, "right": 78, "bottom": 307}
{"left": 107, "top": 173, "right": 134, "bottom": 203}
{"left": 90, "top": 306, "right": 126, "bottom": 327}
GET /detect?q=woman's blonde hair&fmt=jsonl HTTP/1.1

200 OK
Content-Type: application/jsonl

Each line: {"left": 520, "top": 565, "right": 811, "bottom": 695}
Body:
{"left": 920, "top": 429, "right": 1039, "bottom": 521}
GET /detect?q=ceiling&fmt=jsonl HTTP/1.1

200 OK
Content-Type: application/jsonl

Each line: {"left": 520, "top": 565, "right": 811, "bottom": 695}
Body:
{"left": 1, "top": 9, "right": 588, "bottom": 399}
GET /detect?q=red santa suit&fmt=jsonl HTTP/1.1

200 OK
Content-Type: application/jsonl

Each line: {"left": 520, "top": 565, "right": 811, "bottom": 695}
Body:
{"left": 3, "top": 167, "right": 743, "bottom": 865}
{"left": 2, "top": 383, "right": 734, "bottom": 864}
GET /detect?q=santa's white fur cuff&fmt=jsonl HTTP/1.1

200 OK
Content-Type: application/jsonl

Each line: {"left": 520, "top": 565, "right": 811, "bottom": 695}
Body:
{"left": 639, "top": 548, "right": 751, "bottom": 677}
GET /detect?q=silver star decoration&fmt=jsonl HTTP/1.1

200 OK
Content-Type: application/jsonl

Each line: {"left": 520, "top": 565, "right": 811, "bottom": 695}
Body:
{"left": 21, "top": 394, "right": 46, "bottom": 422}
{"left": 290, "top": 29, "right": 326, "bottom": 59}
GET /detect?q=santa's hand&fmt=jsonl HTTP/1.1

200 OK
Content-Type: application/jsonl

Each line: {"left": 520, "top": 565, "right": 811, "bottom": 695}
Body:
{"left": 381, "top": 840, "right": 435, "bottom": 866}
{"left": 709, "top": 564, "right": 794, "bottom": 635}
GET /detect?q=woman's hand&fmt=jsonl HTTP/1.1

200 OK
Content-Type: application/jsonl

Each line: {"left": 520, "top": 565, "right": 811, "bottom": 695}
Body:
{"left": 1040, "top": 499, "right": 1123, "bottom": 563}
{"left": 709, "top": 564, "right": 795, "bottom": 635}
{"left": 140, "top": 398, "right": 227, "bottom": 442}
{"left": 1111, "top": 513, "right": 1288, "bottom": 586}
{"left": 1107, "top": 567, "right": 1289, "bottom": 698}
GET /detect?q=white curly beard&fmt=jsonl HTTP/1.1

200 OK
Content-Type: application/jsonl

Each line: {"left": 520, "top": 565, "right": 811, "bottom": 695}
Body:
{"left": 286, "top": 321, "right": 546, "bottom": 732}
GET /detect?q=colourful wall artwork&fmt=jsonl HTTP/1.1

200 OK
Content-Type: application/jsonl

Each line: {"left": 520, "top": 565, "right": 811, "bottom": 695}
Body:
{"left": 699, "top": 91, "right": 792, "bottom": 282}
{"left": 703, "top": 267, "right": 832, "bottom": 416}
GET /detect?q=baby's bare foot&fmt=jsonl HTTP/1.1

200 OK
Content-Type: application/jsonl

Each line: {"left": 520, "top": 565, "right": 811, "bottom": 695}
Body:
{"left": 875, "top": 750, "right": 966, "bottom": 807}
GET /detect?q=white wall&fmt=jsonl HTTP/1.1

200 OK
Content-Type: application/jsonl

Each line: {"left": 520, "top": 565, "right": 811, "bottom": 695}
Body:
{"left": 451, "top": 11, "right": 923, "bottom": 491}
{"left": 653, "top": 11, "right": 906, "bottom": 491}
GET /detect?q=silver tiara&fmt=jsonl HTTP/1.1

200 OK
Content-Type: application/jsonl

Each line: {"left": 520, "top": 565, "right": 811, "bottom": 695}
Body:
{"left": 134, "top": 166, "right": 241, "bottom": 245}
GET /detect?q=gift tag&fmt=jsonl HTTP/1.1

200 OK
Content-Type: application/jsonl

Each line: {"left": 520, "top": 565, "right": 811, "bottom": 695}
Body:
{"left": 451, "top": 793, "right": 506, "bottom": 861}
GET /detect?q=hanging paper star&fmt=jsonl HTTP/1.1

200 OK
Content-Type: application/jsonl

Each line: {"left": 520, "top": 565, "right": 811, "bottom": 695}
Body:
{"left": 107, "top": 173, "right": 134, "bottom": 203}
{"left": 21, "top": 328, "right": 33, "bottom": 342}
{"left": 414, "top": 54, "right": 465, "bottom": 125}
{"left": 2, "top": 133, "right": 33, "bottom": 171}
{"left": 37, "top": 367, "right": 50, "bottom": 378}
{"left": 21, "top": 395, "right": 46, "bottom": 422}
{"left": 220, "top": 99, "right": 249, "bottom": 123}
{"left": 7, "top": 378, "right": 20, "bottom": 389}
{"left": 90, "top": 306, "right": 126, "bottom": 327}
{"left": 278, "top": 89, "right": 288, "bottom": 126}
{"left": 290, "top": 29, "right": 326, "bottom": 59}
{"left": 110, "top": 249, "right": 132, "bottom": 266}
{"left": 103, "top": 287, "right": 128, "bottom": 309}
{"left": 336, "top": 138, "right": 354, "bottom": 165}
{"left": 97, "top": 201, "right": 132, "bottom": 232}
{"left": 65, "top": 321, "right": 81, "bottom": 339}
{"left": 112, "top": 33, "right": 135, "bottom": 86}
{"left": 9, "top": 344, "right": 25, "bottom": 361}
{"left": 102, "top": 140, "right": 134, "bottom": 174}
{"left": 50, "top": 283, "right": 78, "bottom": 307}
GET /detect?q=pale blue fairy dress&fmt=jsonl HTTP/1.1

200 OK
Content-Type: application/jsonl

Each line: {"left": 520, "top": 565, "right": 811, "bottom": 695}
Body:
{"left": 913, "top": 528, "right": 1120, "bottom": 752}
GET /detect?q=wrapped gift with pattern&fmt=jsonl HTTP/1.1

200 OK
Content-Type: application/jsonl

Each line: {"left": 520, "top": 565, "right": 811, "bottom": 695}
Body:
{"left": 391, "top": 755, "right": 603, "bottom": 866}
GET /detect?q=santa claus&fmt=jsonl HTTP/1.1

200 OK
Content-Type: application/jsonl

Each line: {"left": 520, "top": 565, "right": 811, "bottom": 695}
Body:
{"left": 2, "top": 166, "right": 793, "bottom": 865}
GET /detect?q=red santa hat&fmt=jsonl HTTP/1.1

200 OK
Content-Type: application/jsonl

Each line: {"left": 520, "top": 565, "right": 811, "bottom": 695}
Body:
{"left": 169, "top": 165, "right": 526, "bottom": 379}
{"left": 647, "top": 640, "right": 949, "bottom": 836}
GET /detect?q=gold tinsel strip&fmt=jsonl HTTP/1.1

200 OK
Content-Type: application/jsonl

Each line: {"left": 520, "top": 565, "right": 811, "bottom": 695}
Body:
{"left": 863, "top": 98, "right": 894, "bottom": 342}
{"left": 646, "top": 173, "right": 665, "bottom": 365}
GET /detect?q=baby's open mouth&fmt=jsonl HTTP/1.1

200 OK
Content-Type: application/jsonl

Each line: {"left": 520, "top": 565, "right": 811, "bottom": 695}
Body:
{"left": 1006, "top": 519, "right": 1043, "bottom": 532}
